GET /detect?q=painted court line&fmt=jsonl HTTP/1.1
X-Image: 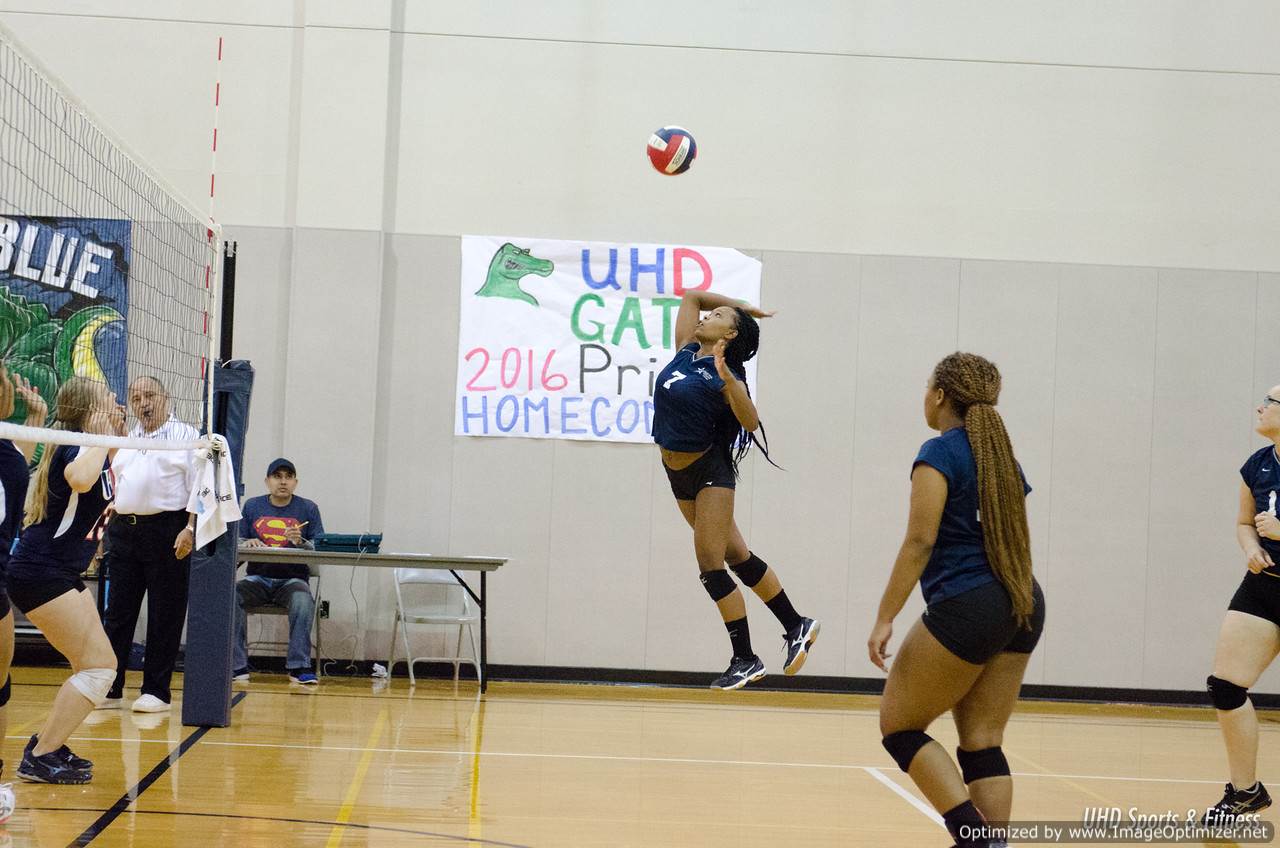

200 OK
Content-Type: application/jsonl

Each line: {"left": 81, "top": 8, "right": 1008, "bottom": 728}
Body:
{"left": 1008, "top": 748, "right": 1115, "bottom": 807}
{"left": 24, "top": 733, "right": 1228, "bottom": 787}
{"left": 16, "top": 731, "right": 1231, "bottom": 791}
{"left": 863, "top": 767, "right": 946, "bottom": 828}
{"left": 69, "top": 691, "right": 247, "bottom": 847}
{"left": 325, "top": 707, "right": 388, "bottom": 848}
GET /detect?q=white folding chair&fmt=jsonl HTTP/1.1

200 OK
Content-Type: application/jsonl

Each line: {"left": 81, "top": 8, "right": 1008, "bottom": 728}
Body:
{"left": 387, "top": 567, "right": 480, "bottom": 686}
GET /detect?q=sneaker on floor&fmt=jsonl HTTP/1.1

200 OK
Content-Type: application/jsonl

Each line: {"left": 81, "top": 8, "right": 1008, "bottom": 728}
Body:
{"left": 55, "top": 745, "right": 92, "bottom": 772}
{"left": 1205, "top": 780, "right": 1272, "bottom": 823}
{"left": 710, "top": 655, "right": 766, "bottom": 691}
{"left": 26, "top": 737, "right": 93, "bottom": 772}
{"left": 782, "top": 617, "right": 821, "bottom": 675}
{"left": 94, "top": 696, "right": 123, "bottom": 710}
{"left": 131, "top": 694, "right": 170, "bottom": 713}
{"left": 289, "top": 670, "right": 318, "bottom": 685}
{"left": 16, "top": 747, "right": 91, "bottom": 785}
{"left": 0, "top": 780, "right": 12, "bottom": 824}
{"left": 232, "top": 667, "right": 250, "bottom": 683}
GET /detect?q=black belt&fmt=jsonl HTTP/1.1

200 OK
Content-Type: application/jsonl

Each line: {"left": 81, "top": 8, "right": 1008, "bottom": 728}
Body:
{"left": 115, "top": 511, "right": 184, "bottom": 525}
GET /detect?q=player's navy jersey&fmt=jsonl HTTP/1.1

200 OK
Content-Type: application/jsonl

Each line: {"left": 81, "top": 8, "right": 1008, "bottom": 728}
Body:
{"left": 1241, "top": 445, "right": 1280, "bottom": 565}
{"left": 10, "top": 445, "right": 110, "bottom": 579}
{"left": 652, "top": 343, "right": 737, "bottom": 453}
{"left": 913, "top": 427, "right": 1032, "bottom": 605}
{"left": 0, "top": 440, "right": 28, "bottom": 572}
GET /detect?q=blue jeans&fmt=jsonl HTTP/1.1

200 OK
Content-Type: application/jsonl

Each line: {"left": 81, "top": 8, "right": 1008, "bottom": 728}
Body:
{"left": 233, "top": 576, "right": 315, "bottom": 671}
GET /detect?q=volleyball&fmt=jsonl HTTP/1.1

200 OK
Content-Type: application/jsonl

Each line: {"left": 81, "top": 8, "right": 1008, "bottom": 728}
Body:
{"left": 647, "top": 125, "right": 697, "bottom": 175}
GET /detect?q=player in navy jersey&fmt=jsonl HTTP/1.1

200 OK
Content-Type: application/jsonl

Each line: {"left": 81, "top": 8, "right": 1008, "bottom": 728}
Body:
{"left": 1202, "top": 386, "right": 1280, "bottom": 821}
{"left": 870, "top": 353, "right": 1045, "bottom": 848}
{"left": 653, "top": 289, "right": 819, "bottom": 691}
{"left": 8, "top": 377, "right": 124, "bottom": 784}
{"left": 0, "top": 362, "right": 46, "bottom": 814}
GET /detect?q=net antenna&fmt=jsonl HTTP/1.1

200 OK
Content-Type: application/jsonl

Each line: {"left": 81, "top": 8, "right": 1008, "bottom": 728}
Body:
{"left": 0, "top": 19, "right": 217, "bottom": 452}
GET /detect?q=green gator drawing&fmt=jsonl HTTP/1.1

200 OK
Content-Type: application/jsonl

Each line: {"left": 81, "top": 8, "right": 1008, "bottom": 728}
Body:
{"left": 0, "top": 287, "right": 124, "bottom": 423}
{"left": 475, "top": 243, "right": 554, "bottom": 307}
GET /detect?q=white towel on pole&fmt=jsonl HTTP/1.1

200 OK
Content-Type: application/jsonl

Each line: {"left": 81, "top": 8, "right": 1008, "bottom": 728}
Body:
{"left": 186, "top": 434, "right": 241, "bottom": 547}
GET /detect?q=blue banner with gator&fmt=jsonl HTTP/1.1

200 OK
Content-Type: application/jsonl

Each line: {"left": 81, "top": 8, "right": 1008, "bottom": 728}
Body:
{"left": 0, "top": 215, "right": 130, "bottom": 416}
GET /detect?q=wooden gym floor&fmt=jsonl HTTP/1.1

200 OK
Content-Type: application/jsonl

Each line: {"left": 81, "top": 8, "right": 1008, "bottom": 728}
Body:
{"left": 0, "top": 666, "right": 1269, "bottom": 847}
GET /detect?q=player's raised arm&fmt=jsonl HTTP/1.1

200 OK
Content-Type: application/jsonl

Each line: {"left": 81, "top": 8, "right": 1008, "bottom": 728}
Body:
{"left": 674, "top": 291, "right": 773, "bottom": 350}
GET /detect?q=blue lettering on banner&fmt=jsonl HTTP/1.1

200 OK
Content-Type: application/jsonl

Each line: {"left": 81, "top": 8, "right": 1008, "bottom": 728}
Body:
{"left": 523, "top": 397, "right": 550, "bottom": 434}
{"left": 590, "top": 396, "right": 612, "bottom": 437}
{"left": 495, "top": 395, "right": 519, "bottom": 432}
{"left": 460, "top": 394, "right": 656, "bottom": 438}
{"left": 629, "top": 247, "right": 664, "bottom": 293}
{"left": 561, "top": 396, "right": 587, "bottom": 434}
{"left": 461, "top": 395, "right": 488, "bottom": 434}
{"left": 581, "top": 248, "right": 620, "bottom": 290}
{"left": 616, "top": 399, "right": 640, "bottom": 434}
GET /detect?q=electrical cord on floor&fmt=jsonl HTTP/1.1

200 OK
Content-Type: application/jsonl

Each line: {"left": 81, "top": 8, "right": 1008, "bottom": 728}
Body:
{"left": 319, "top": 551, "right": 364, "bottom": 676}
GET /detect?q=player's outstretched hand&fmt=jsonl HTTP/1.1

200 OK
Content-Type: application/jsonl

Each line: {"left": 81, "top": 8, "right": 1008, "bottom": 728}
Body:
{"left": 12, "top": 372, "right": 46, "bottom": 424}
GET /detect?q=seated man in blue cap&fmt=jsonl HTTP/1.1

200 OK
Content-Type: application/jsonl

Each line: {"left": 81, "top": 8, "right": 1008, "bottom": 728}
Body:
{"left": 234, "top": 458, "right": 325, "bottom": 684}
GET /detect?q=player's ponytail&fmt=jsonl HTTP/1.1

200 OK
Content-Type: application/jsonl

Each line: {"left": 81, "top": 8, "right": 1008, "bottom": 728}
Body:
{"left": 932, "top": 352, "right": 1034, "bottom": 627}
{"left": 25, "top": 377, "right": 98, "bottom": 528}
{"left": 722, "top": 309, "right": 779, "bottom": 474}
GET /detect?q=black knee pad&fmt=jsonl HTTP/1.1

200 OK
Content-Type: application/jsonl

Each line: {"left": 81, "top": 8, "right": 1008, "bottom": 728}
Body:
{"left": 882, "top": 730, "right": 934, "bottom": 773}
{"left": 956, "top": 746, "right": 1009, "bottom": 783}
{"left": 728, "top": 553, "right": 768, "bottom": 587}
{"left": 1207, "top": 675, "right": 1250, "bottom": 711}
{"left": 0, "top": 674, "right": 10, "bottom": 707}
{"left": 699, "top": 569, "right": 737, "bottom": 602}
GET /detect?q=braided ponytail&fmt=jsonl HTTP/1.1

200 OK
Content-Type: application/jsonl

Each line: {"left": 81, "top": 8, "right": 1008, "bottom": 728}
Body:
{"left": 932, "top": 352, "right": 1034, "bottom": 627}
{"left": 721, "top": 308, "right": 779, "bottom": 473}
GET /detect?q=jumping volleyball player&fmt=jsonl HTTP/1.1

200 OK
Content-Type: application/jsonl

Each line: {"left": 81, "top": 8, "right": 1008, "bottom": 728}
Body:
{"left": 652, "top": 290, "right": 819, "bottom": 690}
{"left": 1202, "top": 386, "right": 1280, "bottom": 820}
{"left": 870, "top": 353, "right": 1046, "bottom": 848}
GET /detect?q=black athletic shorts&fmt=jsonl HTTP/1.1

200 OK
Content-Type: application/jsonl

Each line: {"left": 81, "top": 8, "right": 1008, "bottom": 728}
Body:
{"left": 664, "top": 448, "right": 736, "bottom": 501}
{"left": 1228, "top": 570, "right": 1280, "bottom": 627}
{"left": 8, "top": 575, "right": 85, "bottom": 615}
{"left": 923, "top": 578, "right": 1046, "bottom": 665}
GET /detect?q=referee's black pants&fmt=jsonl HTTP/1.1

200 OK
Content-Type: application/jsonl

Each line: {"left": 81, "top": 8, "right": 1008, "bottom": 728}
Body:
{"left": 101, "top": 511, "right": 191, "bottom": 704}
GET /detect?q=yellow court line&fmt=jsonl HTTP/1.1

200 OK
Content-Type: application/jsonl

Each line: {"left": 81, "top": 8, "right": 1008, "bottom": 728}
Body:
{"left": 1006, "top": 747, "right": 1116, "bottom": 807}
{"left": 324, "top": 706, "right": 388, "bottom": 848}
{"left": 468, "top": 698, "right": 488, "bottom": 845}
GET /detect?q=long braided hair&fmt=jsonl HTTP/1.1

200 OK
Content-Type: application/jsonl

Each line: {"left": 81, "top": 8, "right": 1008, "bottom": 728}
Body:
{"left": 931, "top": 352, "right": 1034, "bottom": 627}
{"left": 719, "top": 308, "right": 779, "bottom": 473}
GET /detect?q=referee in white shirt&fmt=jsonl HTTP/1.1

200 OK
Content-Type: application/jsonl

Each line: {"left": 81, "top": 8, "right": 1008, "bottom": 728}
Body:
{"left": 99, "top": 377, "right": 198, "bottom": 713}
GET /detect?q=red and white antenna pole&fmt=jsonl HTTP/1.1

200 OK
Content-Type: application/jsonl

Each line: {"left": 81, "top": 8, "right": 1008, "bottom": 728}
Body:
{"left": 202, "top": 35, "right": 223, "bottom": 428}
{"left": 209, "top": 35, "right": 222, "bottom": 227}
